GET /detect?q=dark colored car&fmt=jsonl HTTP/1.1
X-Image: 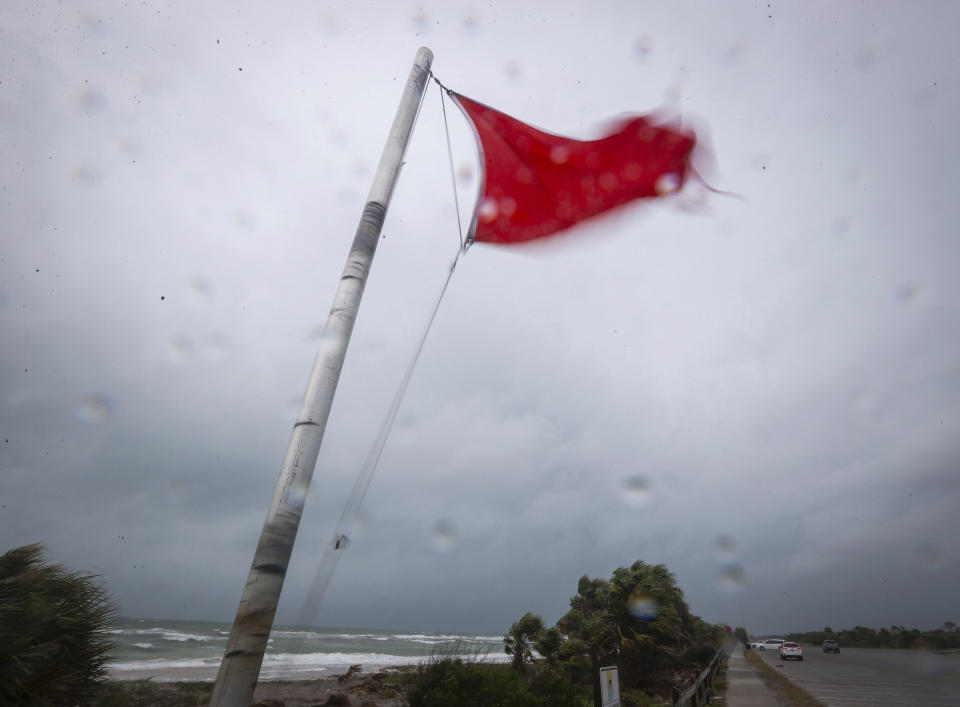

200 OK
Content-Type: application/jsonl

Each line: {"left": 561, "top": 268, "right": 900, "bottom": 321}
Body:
{"left": 822, "top": 639, "right": 840, "bottom": 653}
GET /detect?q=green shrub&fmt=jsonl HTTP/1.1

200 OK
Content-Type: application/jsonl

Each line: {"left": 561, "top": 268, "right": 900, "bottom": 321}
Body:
{"left": 0, "top": 544, "right": 118, "bottom": 706}
{"left": 408, "top": 657, "right": 590, "bottom": 707}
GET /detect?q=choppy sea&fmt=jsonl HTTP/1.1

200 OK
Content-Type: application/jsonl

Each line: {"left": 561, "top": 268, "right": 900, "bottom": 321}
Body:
{"left": 107, "top": 617, "right": 506, "bottom": 682}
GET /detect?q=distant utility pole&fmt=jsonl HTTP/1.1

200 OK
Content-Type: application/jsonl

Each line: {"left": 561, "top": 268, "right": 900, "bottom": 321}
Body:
{"left": 210, "top": 46, "right": 434, "bottom": 707}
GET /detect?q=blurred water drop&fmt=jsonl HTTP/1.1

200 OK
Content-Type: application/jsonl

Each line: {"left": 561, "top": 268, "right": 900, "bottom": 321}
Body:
{"left": 714, "top": 535, "right": 737, "bottom": 560}
{"left": 168, "top": 336, "right": 195, "bottom": 362}
{"left": 71, "top": 164, "right": 101, "bottom": 186}
{"left": 75, "top": 394, "right": 113, "bottom": 423}
{"left": 431, "top": 518, "right": 457, "bottom": 553}
{"left": 654, "top": 173, "right": 680, "bottom": 194}
{"left": 411, "top": 9, "right": 429, "bottom": 32}
{"left": 627, "top": 593, "right": 659, "bottom": 621}
{"left": 504, "top": 60, "right": 521, "bottom": 79}
{"left": 832, "top": 215, "right": 852, "bottom": 237}
{"left": 622, "top": 475, "right": 651, "bottom": 508}
{"left": 461, "top": 14, "right": 478, "bottom": 33}
{"left": 320, "top": 13, "right": 339, "bottom": 35}
{"left": 76, "top": 86, "right": 108, "bottom": 115}
{"left": 894, "top": 281, "right": 923, "bottom": 305}
{"left": 724, "top": 43, "right": 746, "bottom": 64}
{"left": 634, "top": 35, "right": 652, "bottom": 59}
{"left": 286, "top": 479, "right": 309, "bottom": 510}
{"left": 456, "top": 163, "right": 474, "bottom": 185}
{"left": 916, "top": 543, "right": 944, "bottom": 570}
{"left": 549, "top": 145, "right": 570, "bottom": 165}
{"left": 190, "top": 277, "right": 214, "bottom": 300}
{"left": 716, "top": 563, "right": 747, "bottom": 595}
{"left": 853, "top": 47, "right": 876, "bottom": 72}
{"left": 478, "top": 197, "right": 499, "bottom": 223}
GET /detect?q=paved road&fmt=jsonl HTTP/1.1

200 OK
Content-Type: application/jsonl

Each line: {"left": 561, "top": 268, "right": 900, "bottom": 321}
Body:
{"left": 752, "top": 644, "right": 960, "bottom": 706}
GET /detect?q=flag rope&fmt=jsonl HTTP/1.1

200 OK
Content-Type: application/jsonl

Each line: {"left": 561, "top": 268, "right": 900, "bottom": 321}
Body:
{"left": 433, "top": 72, "right": 467, "bottom": 249}
{"left": 297, "top": 243, "right": 464, "bottom": 626}
{"left": 297, "top": 80, "right": 470, "bottom": 624}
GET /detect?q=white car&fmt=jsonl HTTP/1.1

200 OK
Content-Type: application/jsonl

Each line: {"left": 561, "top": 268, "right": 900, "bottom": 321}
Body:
{"left": 779, "top": 642, "right": 804, "bottom": 661}
{"left": 759, "top": 639, "right": 785, "bottom": 651}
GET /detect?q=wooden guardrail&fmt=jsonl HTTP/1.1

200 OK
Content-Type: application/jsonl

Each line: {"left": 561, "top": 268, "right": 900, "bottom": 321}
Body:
{"left": 673, "top": 647, "right": 726, "bottom": 707}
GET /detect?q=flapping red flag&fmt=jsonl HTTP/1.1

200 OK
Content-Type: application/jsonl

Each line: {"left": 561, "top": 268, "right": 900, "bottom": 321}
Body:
{"left": 451, "top": 92, "right": 697, "bottom": 245}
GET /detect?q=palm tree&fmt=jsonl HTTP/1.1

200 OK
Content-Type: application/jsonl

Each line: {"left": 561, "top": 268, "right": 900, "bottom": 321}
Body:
{"left": 0, "top": 544, "right": 117, "bottom": 705}
{"left": 504, "top": 612, "right": 544, "bottom": 674}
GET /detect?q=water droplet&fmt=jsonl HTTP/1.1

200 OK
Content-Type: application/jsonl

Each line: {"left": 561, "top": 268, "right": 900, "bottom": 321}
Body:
{"left": 76, "top": 86, "right": 108, "bottom": 114}
{"left": 286, "top": 479, "right": 309, "bottom": 510}
{"left": 75, "top": 394, "right": 113, "bottom": 423}
{"left": 716, "top": 563, "right": 747, "bottom": 595}
{"left": 714, "top": 535, "right": 737, "bottom": 560}
{"left": 634, "top": 35, "right": 652, "bottom": 59}
{"left": 917, "top": 543, "right": 944, "bottom": 570}
{"left": 894, "top": 281, "right": 922, "bottom": 305}
{"left": 478, "top": 197, "right": 499, "bottom": 223}
{"left": 622, "top": 476, "right": 651, "bottom": 508}
{"left": 72, "top": 164, "right": 101, "bottom": 186}
{"left": 504, "top": 60, "right": 521, "bottom": 79}
{"left": 549, "top": 145, "right": 570, "bottom": 164}
{"left": 853, "top": 47, "right": 876, "bottom": 72}
{"left": 627, "top": 593, "right": 659, "bottom": 621}
{"left": 456, "top": 163, "right": 474, "bottom": 185}
{"left": 431, "top": 518, "right": 457, "bottom": 553}
{"left": 168, "top": 336, "right": 195, "bottom": 362}
{"left": 411, "top": 9, "right": 429, "bottom": 32}
{"left": 190, "top": 277, "right": 214, "bottom": 300}
{"left": 654, "top": 173, "right": 680, "bottom": 194}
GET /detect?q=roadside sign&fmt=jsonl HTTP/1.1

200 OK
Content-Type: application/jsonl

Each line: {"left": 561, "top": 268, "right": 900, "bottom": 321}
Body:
{"left": 600, "top": 665, "right": 620, "bottom": 707}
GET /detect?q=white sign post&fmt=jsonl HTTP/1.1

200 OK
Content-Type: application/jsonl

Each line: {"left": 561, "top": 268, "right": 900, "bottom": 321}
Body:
{"left": 599, "top": 665, "right": 621, "bottom": 707}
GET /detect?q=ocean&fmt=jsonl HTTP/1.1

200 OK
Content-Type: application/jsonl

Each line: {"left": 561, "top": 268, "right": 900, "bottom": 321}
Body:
{"left": 107, "top": 617, "right": 507, "bottom": 682}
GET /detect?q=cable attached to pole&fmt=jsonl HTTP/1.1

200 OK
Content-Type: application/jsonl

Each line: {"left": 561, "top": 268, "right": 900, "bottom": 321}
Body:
{"left": 298, "top": 243, "right": 465, "bottom": 626}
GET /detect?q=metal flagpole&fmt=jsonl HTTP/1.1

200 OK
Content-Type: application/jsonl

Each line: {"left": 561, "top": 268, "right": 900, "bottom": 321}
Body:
{"left": 210, "top": 46, "right": 434, "bottom": 707}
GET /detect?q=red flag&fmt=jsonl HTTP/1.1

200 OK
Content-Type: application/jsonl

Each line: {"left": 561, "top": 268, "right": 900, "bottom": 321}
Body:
{"left": 452, "top": 93, "right": 697, "bottom": 245}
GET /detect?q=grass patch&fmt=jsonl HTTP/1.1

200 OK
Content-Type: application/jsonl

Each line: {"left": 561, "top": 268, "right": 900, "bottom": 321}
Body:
{"left": 743, "top": 650, "right": 826, "bottom": 707}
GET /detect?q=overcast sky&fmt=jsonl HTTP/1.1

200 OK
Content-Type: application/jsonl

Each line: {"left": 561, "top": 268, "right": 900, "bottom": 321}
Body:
{"left": 2, "top": 1, "right": 958, "bottom": 637}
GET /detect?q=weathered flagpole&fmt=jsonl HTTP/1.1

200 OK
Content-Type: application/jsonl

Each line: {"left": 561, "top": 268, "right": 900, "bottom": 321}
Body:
{"left": 210, "top": 46, "right": 434, "bottom": 707}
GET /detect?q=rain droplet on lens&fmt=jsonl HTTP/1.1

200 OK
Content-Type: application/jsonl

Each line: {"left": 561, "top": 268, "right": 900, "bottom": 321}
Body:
{"left": 654, "top": 173, "right": 680, "bottom": 194}
{"left": 431, "top": 518, "right": 457, "bottom": 553}
{"left": 411, "top": 9, "right": 428, "bottom": 31}
{"left": 714, "top": 535, "right": 737, "bottom": 559}
{"left": 190, "top": 277, "right": 214, "bottom": 300}
{"left": 894, "top": 281, "right": 922, "bottom": 305}
{"left": 634, "top": 35, "right": 652, "bottom": 59}
{"left": 168, "top": 336, "right": 195, "bottom": 362}
{"left": 716, "top": 563, "right": 747, "bottom": 595}
{"left": 628, "top": 592, "right": 659, "bottom": 621}
{"left": 622, "top": 475, "right": 651, "bottom": 508}
{"left": 916, "top": 543, "right": 944, "bottom": 570}
{"left": 456, "top": 163, "right": 474, "bottom": 185}
{"left": 75, "top": 394, "right": 113, "bottom": 424}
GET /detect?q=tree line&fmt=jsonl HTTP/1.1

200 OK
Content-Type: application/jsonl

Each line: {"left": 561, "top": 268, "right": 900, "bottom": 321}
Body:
{"left": 411, "top": 560, "right": 726, "bottom": 706}
{"left": 787, "top": 623, "right": 960, "bottom": 650}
